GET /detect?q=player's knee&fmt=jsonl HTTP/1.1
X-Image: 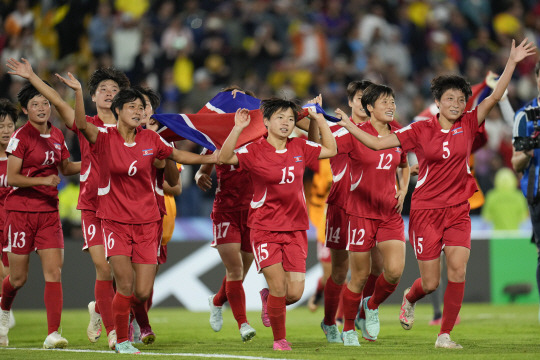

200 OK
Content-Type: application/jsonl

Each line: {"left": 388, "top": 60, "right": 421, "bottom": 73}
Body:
{"left": 384, "top": 266, "right": 403, "bottom": 284}
{"left": 95, "top": 262, "right": 112, "bottom": 280}
{"left": 134, "top": 289, "right": 151, "bottom": 302}
{"left": 225, "top": 267, "right": 243, "bottom": 281}
{"left": 285, "top": 292, "right": 302, "bottom": 305}
{"left": 423, "top": 279, "right": 439, "bottom": 294}
{"left": 331, "top": 268, "right": 348, "bottom": 284}
{"left": 9, "top": 274, "right": 27, "bottom": 288}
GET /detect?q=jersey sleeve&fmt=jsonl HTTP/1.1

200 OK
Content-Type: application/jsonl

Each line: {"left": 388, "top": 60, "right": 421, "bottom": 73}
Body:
{"left": 303, "top": 139, "right": 322, "bottom": 170}
{"left": 61, "top": 140, "right": 71, "bottom": 160}
{"left": 93, "top": 127, "right": 108, "bottom": 154}
{"left": 236, "top": 144, "right": 254, "bottom": 172}
{"left": 6, "top": 131, "right": 27, "bottom": 158}
{"left": 155, "top": 133, "right": 174, "bottom": 160}
{"left": 335, "top": 128, "right": 354, "bottom": 155}
{"left": 463, "top": 107, "right": 479, "bottom": 138}
{"left": 394, "top": 122, "right": 420, "bottom": 153}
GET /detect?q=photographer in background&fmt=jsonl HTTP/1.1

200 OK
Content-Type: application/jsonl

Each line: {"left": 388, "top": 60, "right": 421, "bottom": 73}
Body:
{"left": 511, "top": 60, "right": 540, "bottom": 322}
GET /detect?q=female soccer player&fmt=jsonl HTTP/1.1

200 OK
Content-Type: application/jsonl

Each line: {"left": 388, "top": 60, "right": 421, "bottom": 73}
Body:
{"left": 0, "top": 82, "right": 81, "bottom": 348}
{"left": 219, "top": 99, "right": 337, "bottom": 350}
{"left": 72, "top": 84, "right": 216, "bottom": 354}
{"left": 333, "top": 84, "right": 409, "bottom": 346}
{"left": 338, "top": 39, "right": 536, "bottom": 349}
{"left": 7, "top": 57, "right": 130, "bottom": 349}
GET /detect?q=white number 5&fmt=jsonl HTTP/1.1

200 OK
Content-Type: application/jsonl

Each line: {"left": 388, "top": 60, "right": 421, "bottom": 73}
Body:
{"left": 442, "top": 141, "right": 450, "bottom": 159}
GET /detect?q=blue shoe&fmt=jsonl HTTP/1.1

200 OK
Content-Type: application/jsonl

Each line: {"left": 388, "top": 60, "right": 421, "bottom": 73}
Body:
{"left": 320, "top": 320, "right": 342, "bottom": 343}
{"left": 341, "top": 330, "right": 360, "bottom": 346}
{"left": 115, "top": 340, "right": 141, "bottom": 354}
{"left": 363, "top": 296, "right": 380, "bottom": 339}
{"left": 356, "top": 317, "right": 376, "bottom": 342}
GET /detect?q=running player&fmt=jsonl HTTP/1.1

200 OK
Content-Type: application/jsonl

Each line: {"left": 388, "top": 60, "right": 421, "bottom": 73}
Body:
{"left": 73, "top": 86, "right": 217, "bottom": 354}
{"left": 0, "top": 99, "right": 17, "bottom": 341}
{"left": 6, "top": 57, "right": 130, "bottom": 349}
{"left": 337, "top": 39, "right": 536, "bottom": 348}
{"left": 334, "top": 84, "right": 409, "bottom": 346}
{"left": 0, "top": 81, "right": 81, "bottom": 348}
{"left": 219, "top": 100, "right": 337, "bottom": 350}
{"left": 196, "top": 88, "right": 257, "bottom": 342}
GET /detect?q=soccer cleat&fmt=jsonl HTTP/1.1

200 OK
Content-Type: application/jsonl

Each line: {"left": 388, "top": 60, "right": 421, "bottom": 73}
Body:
{"left": 107, "top": 330, "right": 117, "bottom": 350}
{"left": 43, "top": 331, "right": 68, "bottom": 349}
{"left": 140, "top": 326, "right": 156, "bottom": 345}
{"left": 239, "top": 323, "right": 256, "bottom": 342}
{"left": 86, "top": 301, "right": 102, "bottom": 343}
{"left": 128, "top": 317, "right": 135, "bottom": 342}
{"left": 320, "top": 320, "right": 342, "bottom": 343}
{"left": 259, "top": 288, "right": 270, "bottom": 327}
{"left": 399, "top": 287, "right": 415, "bottom": 330}
{"left": 132, "top": 319, "right": 143, "bottom": 344}
{"left": 341, "top": 330, "right": 361, "bottom": 346}
{"left": 355, "top": 317, "right": 376, "bottom": 342}
{"left": 8, "top": 310, "right": 15, "bottom": 329}
{"left": 208, "top": 294, "right": 223, "bottom": 332}
{"left": 115, "top": 340, "right": 141, "bottom": 354}
{"left": 362, "top": 296, "right": 380, "bottom": 339}
{"left": 273, "top": 338, "right": 291, "bottom": 351}
{"left": 0, "top": 310, "right": 9, "bottom": 346}
{"left": 435, "top": 333, "right": 463, "bottom": 349}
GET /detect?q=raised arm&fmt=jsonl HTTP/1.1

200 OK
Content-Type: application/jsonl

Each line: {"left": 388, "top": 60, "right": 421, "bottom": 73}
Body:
{"left": 307, "top": 109, "right": 336, "bottom": 159}
{"left": 56, "top": 72, "right": 100, "bottom": 143}
{"left": 219, "top": 108, "right": 251, "bottom": 165}
{"left": 6, "top": 58, "right": 75, "bottom": 128}
{"left": 7, "top": 155, "right": 61, "bottom": 188}
{"left": 195, "top": 163, "right": 214, "bottom": 191}
{"left": 335, "top": 108, "right": 401, "bottom": 150}
{"left": 476, "top": 39, "right": 536, "bottom": 124}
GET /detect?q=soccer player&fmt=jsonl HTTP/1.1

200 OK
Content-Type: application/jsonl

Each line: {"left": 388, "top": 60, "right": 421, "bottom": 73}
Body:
{"left": 7, "top": 57, "right": 130, "bottom": 349}
{"left": 0, "top": 81, "right": 81, "bottom": 348}
{"left": 332, "top": 84, "right": 409, "bottom": 346}
{"left": 195, "top": 87, "right": 256, "bottom": 341}
{"left": 337, "top": 39, "right": 536, "bottom": 349}
{"left": 219, "top": 99, "right": 337, "bottom": 350}
{"left": 72, "top": 85, "right": 217, "bottom": 354}
{"left": 0, "top": 99, "right": 17, "bottom": 340}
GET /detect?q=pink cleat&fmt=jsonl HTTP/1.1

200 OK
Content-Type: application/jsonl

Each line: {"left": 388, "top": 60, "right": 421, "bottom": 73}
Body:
{"left": 140, "top": 326, "right": 155, "bottom": 345}
{"left": 259, "top": 288, "right": 271, "bottom": 327}
{"left": 273, "top": 339, "right": 291, "bottom": 351}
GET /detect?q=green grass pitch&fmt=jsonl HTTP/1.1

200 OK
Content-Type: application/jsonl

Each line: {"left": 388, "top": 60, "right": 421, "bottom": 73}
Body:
{"left": 1, "top": 303, "right": 540, "bottom": 359}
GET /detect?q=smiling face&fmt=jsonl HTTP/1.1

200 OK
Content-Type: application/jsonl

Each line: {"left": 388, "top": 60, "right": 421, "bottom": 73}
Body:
{"left": 117, "top": 98, "right": 145, "bottom": 129}
{"left": 264, "top": 107, "right": 296, "bottom": 139}
{"left": 435, "top": 88, "right": 467, "bottom": 123}
{"left": 349, "top": 90, "right": 369, "bottom": 123}
{"left": 92, "top": 80, "right": 120, "bottom": 110}
{"left": 0, "top": 115, "right": 15, "bottom": 147}
{"left": 367, "top": 94, "right": 396, "bottom": 124}
{"left": 22, "top": 94, "right": 51, "bottom": 125}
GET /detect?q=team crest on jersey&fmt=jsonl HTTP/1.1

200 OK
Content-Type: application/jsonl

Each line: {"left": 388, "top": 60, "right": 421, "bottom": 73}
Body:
{"left": 294, "top": 155, "right": 302, "bottom": 162}
{"left": 452, "top": 127, "right": 463, "bottom": 135}
{"left": 394, "top": 147, "right": 402, "bottom": 154}
{"left": 53, "top": 143, "right": 62, "bottom": 150}
{"left": 142, "top": 148, "right": 154, "bottom": 156}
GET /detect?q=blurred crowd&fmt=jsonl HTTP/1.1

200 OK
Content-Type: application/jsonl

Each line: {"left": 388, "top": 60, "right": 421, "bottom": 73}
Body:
{"left": 0, "top": 0, "right": 539, "bottom": 224}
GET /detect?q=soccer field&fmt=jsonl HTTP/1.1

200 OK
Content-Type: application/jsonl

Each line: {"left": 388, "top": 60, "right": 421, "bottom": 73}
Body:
{"left": 1, "top": 303, "right": 539, "bottom": 359}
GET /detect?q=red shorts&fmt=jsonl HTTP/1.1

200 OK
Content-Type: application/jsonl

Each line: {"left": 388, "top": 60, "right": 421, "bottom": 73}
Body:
{"left": 409, "top": 201, "right": 471, "bottom": 261}
{"left": 251, "top": 229, "right": 308, "bottom": 273}
{"left": 317, "top": 241, "right": 331, "bottom": 263}
{"left": 346, "top": 213, "right": 405, "bottom": 252}
{"left": 325, "top": 204, "right": 348, "bottom": 250}
{"left": 210, "top": 210, "right": 251, "bottom": 253}
{"left": 158, "top": 244, "right": 167, "bottom": 265}
{"left": 102, "top": 219, "right": 161, "bottom": 264}
{"left": 82, "top": 210, "right": 104, "bottom": 250}
{"left": 3, "top": 211, "right": 63, "bottom": 255}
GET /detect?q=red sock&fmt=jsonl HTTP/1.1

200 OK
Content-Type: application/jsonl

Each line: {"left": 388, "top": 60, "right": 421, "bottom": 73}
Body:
{"left": 336, "top": 293, "right": 344, "bottom": 322}
{"left": 358, "top": 273, "right": 378, "bottom": 318}
{"left": 323, "top": 276, "right": 343, "bottom": 326}
{"left": 132, "top": 295, "right": 150, "bottom": 329}
{"left": 267, "top": 294, "right": 286, "bottom": 340}
{"left": 367, "top": 274, "right": 398, "bottom": 310}
{"left": 95, "top": 280, "right": 115, "bottom": 334}
{"left": 214, "top": 276, "right": 227, "bottom": 306}
{"left": 44, "top": 282, "right": 63, "bottom": 335}
{"left": 439, "top": 281, "right": 465, "bottom": 335}
{"left": 112, "top": 292, "right": 133, "bottom": 343}
{"left": 1, "top": 276, "right": 18, "bottom": 311}
{"left": 145, "top": 289, "right": 154, "bottom": 312}
{"left": 342, "top": 286, "right": 362, "bottom": 332}
{"left": 406, "top": 278, "right": 427, "bottom": 304}
{"left": 225, "top": 280, "right": 247, "bottom": 328}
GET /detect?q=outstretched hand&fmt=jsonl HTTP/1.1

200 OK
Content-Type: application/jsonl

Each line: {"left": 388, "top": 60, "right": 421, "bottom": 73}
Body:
{"left": 55, "top": 72, "right": 82, "bottom": 91}
{"left": 335, "top": 108, "right": 352, "bottom": 128}
{"left": 234, "top": 108, "right": 251, "bottom": 129}
{"left": 509, "top": 38, "right": 536, "bottom": 64}
{"left": 6, "top": 57, "right": 34, "bottom": 79}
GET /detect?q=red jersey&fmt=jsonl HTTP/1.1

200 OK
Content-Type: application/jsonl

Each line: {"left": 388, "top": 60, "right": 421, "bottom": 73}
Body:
{"left": 237, "top": 136, "right": 321, "bottom": 231}
{"left": 394, "top": 108, "right": 479, "bottom": 210}
{"left": 69, "top": 115, "right": 115, "bottom": 211}
{"left": 95, "top": 126, "right": 173, "bottom": 224}
{"left": 345, "top": 121, "right": 407, "bottom": 219}
{"left": 0, "top": 157, "right": 10, "bottom": 226}
{"left": 326, "top": 124, "right": 352, "bottom": 209}
{"left": 5, "top": 122, "right": 70, "bottom": 212}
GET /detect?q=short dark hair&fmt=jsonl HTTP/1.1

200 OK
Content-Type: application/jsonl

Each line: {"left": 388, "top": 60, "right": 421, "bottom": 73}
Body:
{"left": 17, "top": 80, "right": 52, "bottom": 109}
{"left": 0, "top": 99, "right": 18, "bottom": 124}
{"left": 88, "top": 67, "right": 130, "bottom": 96}
{"left": 347, "top": 80, "right": 374, "bottom": 101}
{"left": 133, "top": 86, "right": 161, "bottom": 110}
{"left": 535, "top": 61, "right": 540, "bottom": 77}
{"left": 110, "top": 88, "right": 146, "bottom": 120}
{"left": 430, "top": 75, "right": 472, "bottom": 102}
{"left": 260, "top": 98, "right": 301, "bottom": 122}
{"left": 221, "top": 85, "right": 256, "bottom": 97}
{"left": 361, "top": 84, "right": 395, "bottom": 117}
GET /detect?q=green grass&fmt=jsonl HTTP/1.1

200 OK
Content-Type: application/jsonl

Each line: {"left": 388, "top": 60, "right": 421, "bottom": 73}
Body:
{"left": 1, "top": 303, "right": 540, "bottom": 359}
